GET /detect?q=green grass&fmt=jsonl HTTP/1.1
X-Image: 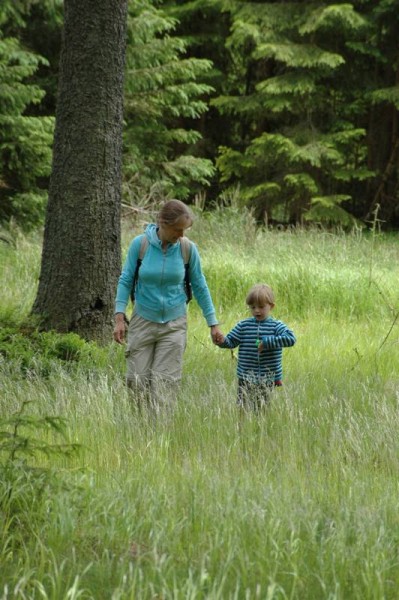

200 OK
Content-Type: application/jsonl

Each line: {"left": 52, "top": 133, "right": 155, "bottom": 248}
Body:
{"left": 1, "top": 213, "right": 399, "bottom": 599}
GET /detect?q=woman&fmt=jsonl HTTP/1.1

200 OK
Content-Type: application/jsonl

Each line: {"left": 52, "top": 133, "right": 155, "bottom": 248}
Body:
{"left": 113, "top": 200, "right": 222, "bottom": 409}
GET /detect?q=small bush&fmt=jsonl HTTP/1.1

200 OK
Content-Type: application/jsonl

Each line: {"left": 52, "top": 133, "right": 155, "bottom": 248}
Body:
{"left": 0, "top": 326, "right": 104, "bottom": 377}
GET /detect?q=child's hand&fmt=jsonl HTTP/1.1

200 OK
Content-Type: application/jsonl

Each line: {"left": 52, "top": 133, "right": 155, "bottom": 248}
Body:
{"left": 257, "top": 341, "right": 264, "bottom": 353}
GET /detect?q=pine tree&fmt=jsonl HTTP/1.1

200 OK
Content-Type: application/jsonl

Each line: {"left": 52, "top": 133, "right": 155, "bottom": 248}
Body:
{"left": 359, "top": 0, "right": 399, "bottom": 225}
{"left": 32, "top": 0, "right": 128, "bottom": 342}
{"left": 123, "top": 0, "right": 216, "bottom": 203}
{"left": 0, "top": 1, "right": 55, "bottom": 229}
{"left": 212, "top": 1, "right": 394, "bottom": 226}
{"left": 164, "top": 0, "right": 232, "bottom": 202}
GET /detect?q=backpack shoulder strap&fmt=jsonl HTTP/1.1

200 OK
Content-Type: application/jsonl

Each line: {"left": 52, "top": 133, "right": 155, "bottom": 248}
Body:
{"left": 138, "top": 234, "right": 148, "bottom": 260}
{"left": 179, "top": 237, "right": 193, "bottom": 303}
{"left": 131, "top": 235, "right": 148, "bottom": 303}
{"left": 179, "top": 236, "right": 192, "bottom": 264}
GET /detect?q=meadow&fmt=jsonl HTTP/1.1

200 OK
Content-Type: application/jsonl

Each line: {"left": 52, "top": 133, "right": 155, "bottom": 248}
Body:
{"left": 1, "top": 209, "right": 399, "bottom": 599}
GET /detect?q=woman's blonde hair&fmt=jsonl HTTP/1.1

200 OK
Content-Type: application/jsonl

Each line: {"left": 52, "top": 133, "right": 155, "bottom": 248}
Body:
{"left": 158, "top": 199, "right": 194, "bottom": 226}
{"left": 246, "top": 283, "right": 275, "bottom": 306}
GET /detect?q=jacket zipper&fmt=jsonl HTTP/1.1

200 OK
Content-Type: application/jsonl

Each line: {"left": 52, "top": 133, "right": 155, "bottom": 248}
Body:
{"left": 160, "top": 248, "right": 166, "bottom": 322}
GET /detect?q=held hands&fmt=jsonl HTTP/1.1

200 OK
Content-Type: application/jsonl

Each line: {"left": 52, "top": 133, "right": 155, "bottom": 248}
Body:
{"left": 114, "top": 319, "right": 224, "bottom": 345}
{"left": 210, "top": 325, "right": 224, "bottom": 345}
{"left": 113, "top": 313, "right": 127, "bottom": 344}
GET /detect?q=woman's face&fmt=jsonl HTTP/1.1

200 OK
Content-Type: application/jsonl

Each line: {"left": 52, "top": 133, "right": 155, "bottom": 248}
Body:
{"left": 158, "top": 216, "right": 192, "bottom": 244}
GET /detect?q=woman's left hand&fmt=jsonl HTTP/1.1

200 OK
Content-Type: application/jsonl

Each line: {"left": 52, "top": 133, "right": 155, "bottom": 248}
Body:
{"left": 210, "top": 325, "right": 223, "bottom": 345}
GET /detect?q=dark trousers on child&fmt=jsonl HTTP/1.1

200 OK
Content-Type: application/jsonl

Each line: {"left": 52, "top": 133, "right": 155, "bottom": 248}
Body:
{"left": 237, "top": 378, "right": 282, "bottom": 412}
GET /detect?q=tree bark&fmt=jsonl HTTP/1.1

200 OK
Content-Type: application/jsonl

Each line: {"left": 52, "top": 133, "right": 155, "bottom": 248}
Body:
{"left": 32, "top": 0, "right": 128, "bottom": 343}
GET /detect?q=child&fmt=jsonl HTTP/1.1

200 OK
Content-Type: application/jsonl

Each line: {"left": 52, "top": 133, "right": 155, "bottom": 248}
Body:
{"left": 216, "top": 283, "right": 296, "bottom": 411}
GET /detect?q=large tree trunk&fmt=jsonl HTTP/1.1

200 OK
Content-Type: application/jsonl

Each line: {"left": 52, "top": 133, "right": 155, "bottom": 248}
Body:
{"left": 32, "top": 0, "right": 128, "bottom": 343}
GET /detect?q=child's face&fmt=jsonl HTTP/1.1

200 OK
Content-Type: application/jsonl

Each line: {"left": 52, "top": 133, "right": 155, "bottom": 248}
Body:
{"left": 249, "top": 302, "right": 274, "bottom": 321}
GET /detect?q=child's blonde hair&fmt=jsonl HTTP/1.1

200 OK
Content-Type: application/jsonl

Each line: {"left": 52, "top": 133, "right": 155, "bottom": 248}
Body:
{"left": 246, "top": 283, "right": 275, "bottom": 306}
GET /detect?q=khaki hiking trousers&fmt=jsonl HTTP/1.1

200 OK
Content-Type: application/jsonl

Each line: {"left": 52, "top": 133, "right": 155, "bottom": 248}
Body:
{"left": 125, "top": 313, "right": 187, "bottom": 408}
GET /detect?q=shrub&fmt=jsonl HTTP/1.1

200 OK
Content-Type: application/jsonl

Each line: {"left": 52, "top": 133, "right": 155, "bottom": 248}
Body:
{"left": 0, "top": 326, "right": 104, "bottom": 377}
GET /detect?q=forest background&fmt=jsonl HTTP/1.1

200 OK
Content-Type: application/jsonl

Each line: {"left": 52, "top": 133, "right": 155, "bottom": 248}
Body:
{"left": 1, "top": 0, "right": 399, "bottom": 232}
{"left": 1, "top": 1, "right": 399, "bottom": 598}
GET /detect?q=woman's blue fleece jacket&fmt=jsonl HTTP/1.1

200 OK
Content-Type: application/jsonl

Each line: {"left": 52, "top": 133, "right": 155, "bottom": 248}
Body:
{"left": 115, "top": 224, "right": 218, "bottom": 326}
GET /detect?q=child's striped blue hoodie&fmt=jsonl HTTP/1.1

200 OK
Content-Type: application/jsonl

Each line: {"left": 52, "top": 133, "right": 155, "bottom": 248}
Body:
{"left": 219, "top": 316, "right": 296, "bottom": 384}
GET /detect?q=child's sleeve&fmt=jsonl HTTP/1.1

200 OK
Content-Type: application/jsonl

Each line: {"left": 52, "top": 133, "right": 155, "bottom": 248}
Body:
{"left": 218, "top": 322, "right": 242, "bottom": 349}
{"left": 261, "top": 321, "right": 296, "bottom": 349}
